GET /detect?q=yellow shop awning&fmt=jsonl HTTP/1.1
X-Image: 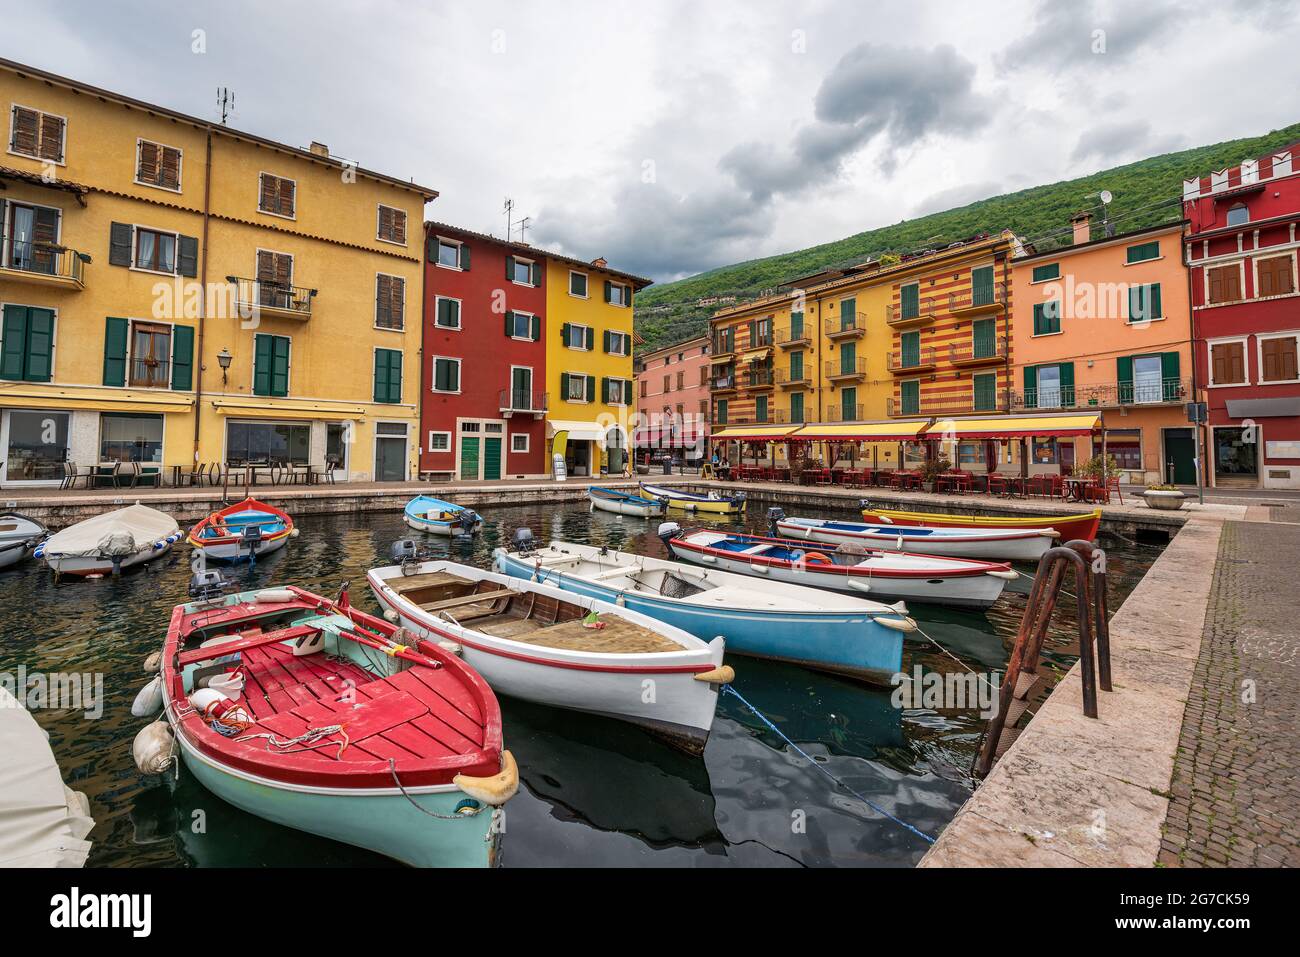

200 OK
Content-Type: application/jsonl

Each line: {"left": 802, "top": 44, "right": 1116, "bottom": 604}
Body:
{"left": 738, "top": 348, "right": 771, "bottom": 363}
{"left": 712, "top": 425, "right": 800, "bottom": 441}
{"left": 0, "top": 388, "right": 193, "bottom": 415}
{"left": 211, "top": 399, "right": 367, "bottom": 421}
{"left": 546, "top": 420, "right": 606, "bottom": 442}
{"left": 924, "top": 413, "right": 1102, "bottom": 440}
{"left": 793, "top": 420, "right": 929, "bottom": 441}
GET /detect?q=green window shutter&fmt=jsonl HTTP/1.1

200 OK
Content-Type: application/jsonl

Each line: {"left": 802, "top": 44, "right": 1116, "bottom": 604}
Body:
{"left": 790, "top": 311, "right": 803, "bottom": 338}
{"left": 170, "top": 324, "right": 194, "bottom": 391}
{"left": 1, "top": 306, "right": 27, "bottom": 380}
{"left": 1058, "top": 362, "right": 1075, "bottom": 408}
{"left": 604, "top": 280, "right": 613, "bottom": 304}
{"left": 840, "top": 297, "right": 856, "bottom": 329}
{"left": 971, "top": 265, "right": 995, "bottom": 305}
{"left": 271, "top": 336, "right": 290, "bottom": 397}
{"left": 561, "top": 322, "right": 571, "bottom": 345}
{"left": 603, "top": 329, "right": 612, "bottom": 353}
{"left": 560, "top": 372, "right": 570, "bottom": 398}
{"left": 531, "top": 261, "right": 542, "bottom": 286}
{"left": 253, "top": 334, "right": 272, "bottom": 396}
{"left": 586, "top": 375, "right": 596, "bottom": 402}
{"left": 1161, "top": 352, "right": 1180, "bottom": 401}
{"left": 102, "top": 316, "right": 128, "bottom": 386}
{"left": 756, "top": 395, "right": 768, "bottom": 421}
{"left": 178, "top": 235, "right": 199, "bottom": 278}
{"left": 530, "top": 315, "right": 540, "bottom": 341}
{"left": 1127, "top": 285, "right": 1144, "bottom": 322}
{"left": 1117, "top": 355, "right": 1134, "bottom": 404}
{"left": 790, "top": 350, "right": 803, "bottom": 380}
{"left": 1150, "top": 283, "right": 1162, "bottom": 319}
{"left": 841, "top": 341, "right": 856, "bottom": 374}
{"left": 505, "top": 255, "right": 515, "bottom": 280}
{"left": 458, "top": 244, "right": 471, "bottom": 270}
{"left": 1033, "top": 300, "right": 1060, "bottom": 335}
{"left": 1126, "top": 241, "right": 1160, "bottom": 264}
{"left": 23, "top": 308, "right": 54, "bottom": 383}
{"left": 585, "top": 327, "right": 594, "bottom": 351}
{"left": 504, "top": 310, "right": 514, "bottom": 336}
{"left": 901, "top": 331, "right": 919, "bottom": 366}
{"left": 601, "top": 377, "right": 610, "bottom": 403}
{"left": 435, "top": 359, "right": 458, "bottom": 393}
{"left": 716, "top": 399, "right": 727, "bottom": 424}
{"left": 374, "top": 350, "right": 389, "bottom": 403}
{"left": 790, "top": 391, "right": 803, "bottom": 423}
{"left": 973, "top": 373, "right": 996, "bottom": 411}
{"left": 1031, "top": 263, "right": 1059, "bottom": 283}
{"left": 1023, "top": 365, "right": 1037, "bottom": 410}
{"left": 901, "top": 284, "right": 919, "bottom": 319}
{"left": 972, "top": 318, "right": 995, "bottom": 358}
{"left": 374, "top": 349, "right": 401, "bottom": 403}
{"left": 900, "top": 380, "right": 919, "bottom": 416}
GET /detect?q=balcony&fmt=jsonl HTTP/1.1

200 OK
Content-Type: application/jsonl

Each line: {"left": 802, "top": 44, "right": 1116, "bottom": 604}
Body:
{"left": 740, "top": 367, "right": 775, "bottom": 390}
{"left": 825, "top": 313, "right": 866, "bottom": 341}
{"left": 776, "top": 325, "right": 813, "bottom": 349}
{"left": 949, "top": 281, "right": 1007, "bottom": 316}
{"left": 0, "top": 236, "right": 88, "bottom": 289}
{"left": 949, "top": 336, "right": 1008, "bottom": 367}
{"left": 1014, "top": 378, "right": 1191, "bottom": 411}
{"left": 825, "top": 358, "right": 867, "bottom": 383}
{"left": 498, "top": 389, "right": 548, "bottom": 418}
{"left": 775, "top": 367, "right": 812, "bottom": 389}
{"left": 711, "top": 335, "right": 737, "bottom": 359}
{"left": 886, "top": 296, "right": 937, "bottom": 328}
{"left": 888, "top": 391, "right": 1011, "bottom": 418}
{"left": 710, "top": 373, "right": 738, "bottom": 393}
{"left": 825, "top": 404, "right": 864, "bottom": 423}
{"left": 771, "top": 409, "right": 805, "bottom": 425}
{"left": 888, "top": 347, "right": 938, "bottom": 374}
{"left": 229, "top": 277, "right": 317, "bottom": 320}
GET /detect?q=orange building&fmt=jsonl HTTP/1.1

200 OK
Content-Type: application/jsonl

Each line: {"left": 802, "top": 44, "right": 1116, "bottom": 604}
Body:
{"left": 1010, "top": 218, "right": 1195, "bottom": 483}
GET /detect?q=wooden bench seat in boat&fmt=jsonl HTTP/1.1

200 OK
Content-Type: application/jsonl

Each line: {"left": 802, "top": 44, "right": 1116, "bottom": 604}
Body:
{"left": 417, "top": 589, "right": 514, "bottom": 613}
{"left": 475, "top": 615, "right": 683, "bottom": 654}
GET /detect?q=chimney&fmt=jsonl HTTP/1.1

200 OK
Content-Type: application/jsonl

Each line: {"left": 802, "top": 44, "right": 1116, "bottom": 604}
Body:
{"left": 1070, "top": 212, "right": 1091, "bottom": 245}
{"left": 308, "top": 141, "right": 330, "bottom": 157}
{"left": 591, "top": 257, "right": 608, "bottom": 268}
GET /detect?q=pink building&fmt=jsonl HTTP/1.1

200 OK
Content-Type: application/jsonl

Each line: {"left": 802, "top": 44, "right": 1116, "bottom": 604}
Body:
{"left": 633, "top": 334, "right": 711, "bottom": 463}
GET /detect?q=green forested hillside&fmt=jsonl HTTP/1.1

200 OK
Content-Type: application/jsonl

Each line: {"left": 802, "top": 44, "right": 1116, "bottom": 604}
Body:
{"left": 634, "top": 123, "right": 1300, "bottom": 350}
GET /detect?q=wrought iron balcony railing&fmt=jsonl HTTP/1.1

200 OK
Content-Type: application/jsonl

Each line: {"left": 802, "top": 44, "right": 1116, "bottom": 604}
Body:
{"left": 825, "top": 313, "right": 867, "bottom": 338}
{"left": 498, "top": 389, "right": 548, "bottom": 414}
{"left": 887, "top": 296, "right": 937, "bottom": 326}
{"left": 949, "top": 336, "right": 1008, "bottom": 365}
{"left": 1014, "top": 378, "right": 1191, "bottom": 411}
{"left": 1, "top": 235, "right": 88, "bottom": 285}
{"left": 888, "top": 390, "right": 1011, "bottom": 418}
{"left": 228, "top": 277, "right": 317, "bottom": 319}
{"left": 949, "top": 281, "right": 1008, "bottom": 314}
{"left": 825, "top": 358, "right": 868, "bottom": 380}
{"left": 825, "top": 403, "right": 865, "bottom": 422}
{"left": 888, "top": 347, "right": 938, "bottom": 373}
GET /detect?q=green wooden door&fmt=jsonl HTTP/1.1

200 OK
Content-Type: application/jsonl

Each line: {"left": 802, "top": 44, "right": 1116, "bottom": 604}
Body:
{"left": 483, "top": 437, "right": 502, "bottom": 480}
{"left": 901, "top": 380, "right": 920, "bottom": 415}
{"left": 460, "top": 437, "right": 480, "bottom": 480}
{"left": 972, "top": 266, "right": 995, "bottom": 306}
{"left": 972, "top": 318, "right": 995, "bottom": 358}
{"left": 1163, "top": 428, "right": 1196, "bottom": 485}
{"left": 841, "top": 387, "right": 857, "bottom": 421}
{"left": 840, "top": 341, "right": 857, "bottom": 375}
{"left": 900, "top": 332, "right": 919, "bottom": 367}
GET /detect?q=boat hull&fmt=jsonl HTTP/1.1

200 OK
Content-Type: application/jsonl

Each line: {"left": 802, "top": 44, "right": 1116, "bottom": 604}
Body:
{"left": 861, "top": 507, "right": 1102, "bottom": 543}
{"left": 777, "top": 518, "right": 1053, "bottom": 562}
{"left": 0, "top": 540, "right": 34, "bottom": 570}
{"left": 190, "top": 533, "right": 290, "bottom": 562}
{"left": 666, "top": 540, "right": 1007, "bottom": 609}
{"left": 590, "top": 495, "right": 665, "bottom": 518}
{"left": 495, "top": 552, "right": 903, "bottom": 683}
{"left": 176, "top": 730, "right": 501, "bottom": 867}
{"left": 43, "top": 540, "right": 177, "bottom": 576}
{"left": 639, "top": 483, "right": 744, "bottom": 515}
{"left": 404, "top": 513, "right": 484, "bottom": 536}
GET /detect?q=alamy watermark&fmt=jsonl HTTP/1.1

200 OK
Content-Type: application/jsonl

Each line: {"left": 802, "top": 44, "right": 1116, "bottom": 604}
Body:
{"left": 1, "top": 666, "right": 103, "bottom": 719}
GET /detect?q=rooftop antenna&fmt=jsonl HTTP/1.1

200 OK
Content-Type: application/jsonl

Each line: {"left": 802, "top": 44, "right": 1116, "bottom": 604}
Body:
{"left": 517, "top": 216, "right": 532, "bottom": 243}
{"left": 216, "top": 87, "right": 235, "bottom": 125}
{"left": 1087, "top": 189, "right": 1115, "bottom": 236}
{"left": 502, "top": 197, "right": 514, "bottom": 240}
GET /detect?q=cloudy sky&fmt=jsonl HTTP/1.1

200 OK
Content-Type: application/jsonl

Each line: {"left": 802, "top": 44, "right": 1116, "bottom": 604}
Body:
{"left": 8, "top": 0, "right": 1299, "bottom": 282}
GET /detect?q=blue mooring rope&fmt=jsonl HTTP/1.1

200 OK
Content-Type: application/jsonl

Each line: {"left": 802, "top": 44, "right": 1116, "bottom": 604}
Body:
{"left": 721, "top": 684, "right": 936, "bottom": 845}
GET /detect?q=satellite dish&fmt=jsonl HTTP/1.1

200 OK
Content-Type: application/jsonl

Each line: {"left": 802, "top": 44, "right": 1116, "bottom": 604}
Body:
{"left": 1099, "top": 190, "right": 1113, "bottom": 204}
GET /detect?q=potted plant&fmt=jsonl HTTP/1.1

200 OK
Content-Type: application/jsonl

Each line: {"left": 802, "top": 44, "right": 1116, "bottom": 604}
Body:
{"left": 919, "top": 455, "right": 952, "bottom": 493}
{"left": 1143, "top": 484, "right": 1186, "bottom": 510}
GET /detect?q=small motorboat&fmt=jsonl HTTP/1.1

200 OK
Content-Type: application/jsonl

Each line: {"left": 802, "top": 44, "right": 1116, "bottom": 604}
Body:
{"left": 187, "top": 498, "right": 296, "bottom": 563}
{"left": 859, "top": 502, "right": 1102, "bottom": 543}
{"left": 588, "top": 486, "right": 667, "bottom": 518}
{"left": 140, "top": 584, "right": 516, "bottom": 867}
{"left": 0, "top": 513, "right": 47, "bottom": 570}
{"left": 38, "top": 503, "right": 182, "bottom": 577}
{"left": 771, "top": 509, "right": 1055, "bottom": 562}
{"left": 369, "top": 545, "right": 731, "bottom": 753}
{"left": 660, "top": 524, "right": 1016, "bottom": 609}
{"left": 494, "top": 535, "right": 916, "bottom": 684}
{"left": 639, "top": 482, "right": 746, "bottom": 515}
{"left": 404, "top": 494, "right": 483, "bottom": 536}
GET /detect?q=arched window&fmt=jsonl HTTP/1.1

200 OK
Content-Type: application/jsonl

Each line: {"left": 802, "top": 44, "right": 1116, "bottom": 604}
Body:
{"left": 1226, "top": 203, "right": 1249, "bottom": 227}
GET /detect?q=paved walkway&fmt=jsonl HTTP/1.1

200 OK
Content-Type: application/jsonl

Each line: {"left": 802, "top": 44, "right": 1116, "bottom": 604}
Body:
{"left": 1157, "top": 520, "right": 1300, "bottom": 867}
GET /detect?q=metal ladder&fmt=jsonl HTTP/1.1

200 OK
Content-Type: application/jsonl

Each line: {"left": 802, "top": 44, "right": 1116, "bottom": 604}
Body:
{"left": 974, "top": 539, "right": 1112, "bottom": 778}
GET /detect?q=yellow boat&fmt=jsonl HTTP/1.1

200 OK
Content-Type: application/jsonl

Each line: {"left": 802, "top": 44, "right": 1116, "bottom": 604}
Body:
{"left": 859, "top": 505, "right": 1101, "bottom": 542}
{"left": 639, "top": 483, "right": 747, "bottom": 515}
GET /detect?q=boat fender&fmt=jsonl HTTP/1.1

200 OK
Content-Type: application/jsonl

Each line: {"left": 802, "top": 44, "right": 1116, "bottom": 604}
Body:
{"left": 189, "top": 687, "right": 231, "bottom": 713}
{"left": 383, "top": 609, "right": 399, "bottom": 623}
{"left": 131, "top": 675, "right": 164, "bottom": 717}
{"left": 290, "top": 527, "right": 300, "bottom": 538}
{"left": 846, "top": 579, "right": 872, "bottom": 592}
{"left": 143, "top": 650, "right": 162, "bottom": 674}
{"left": 132, "top": 720, "right": 175, "bottom": 775}
{"left": 875, "top": 615, "right": 918, "bottom": 633}
{"left": 189, "top": 687, "right": 249, "bottom": 725}
{"left": 693, "top": 665, "right": 735, "bottom": 684}
{"left": 987, "top": 569, "right": 1019, "bottom": 580}
{"left": 253, "top": 588, "right": 296, "bottom": 603}
{"left": 437, "top": 640, "right": 462, "bottom": 656}
{"left": 453, "top": 750, "right": 519, "bottom": 806}
{"left": 1038, "top": 528, "right": 1059, "bottom": 538}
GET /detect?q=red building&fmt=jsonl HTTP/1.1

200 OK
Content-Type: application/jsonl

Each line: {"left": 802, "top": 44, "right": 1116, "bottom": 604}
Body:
{"left": 420, "top": 223, "right": 549, "bottom": 479}
{"left": 1184, "top": 144, "right": 1300, "bottom": 489}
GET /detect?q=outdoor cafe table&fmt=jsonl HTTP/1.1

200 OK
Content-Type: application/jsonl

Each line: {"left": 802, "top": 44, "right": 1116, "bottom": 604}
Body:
{"left": 1063, "top": 476, "right": 1097, "bottom": 502}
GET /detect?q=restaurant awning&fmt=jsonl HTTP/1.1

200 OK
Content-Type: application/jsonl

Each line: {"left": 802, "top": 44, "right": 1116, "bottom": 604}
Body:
{"left": 711, "top": 425, "right": 800, "bottom": 441}
{"left": 546, "top": 420, "right": 606, "bottom": 441}
{"left": 923, "top": 413, "right": 1102, "bottom": 440}
{"left": 738, "top": 347, "right": 771, "bottom": 363}
{"left": 211, "top": 400, "right": 366, "bottom": 421}
{"left": 792, "top": 420, "right": 929, "bottom": 441}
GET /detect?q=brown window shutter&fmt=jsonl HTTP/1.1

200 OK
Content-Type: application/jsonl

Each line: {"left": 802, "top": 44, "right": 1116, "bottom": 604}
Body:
{"left": 10, "top": 107, "right": 39, "bottom": 155}
{"left": 376, "top": 274, "right": 392, "bottom": 326}
{"left": 256, "top": 249, "right": 276, "bottom": 282}
{"left": 38, "top": 113, "right": 64, "bottom": 162}
{"left": 160, "top": 146, "right": 181, "bottom": 189}
{"left": 274, "top": 253, "right": 291, "bottom": 286}
{"left": 378, "top": 205, "right": 392, "bottom": 239}
{"left": 259, "top": 174, "right": 276, "bottom": 212}
{"left": 1258, "top": 256, "right": 1295, "bottom": 297}
{"left": 391, "top": 276, "right": 405, "bottom": 324}
{"left": 138, "top": 141, "right": 159, "bottom": 183}
{"left": 392, "top": 209, "right": 406, "bottom": 244}
{"left": 279, "top": 178, "right": 295, "bottom": 217}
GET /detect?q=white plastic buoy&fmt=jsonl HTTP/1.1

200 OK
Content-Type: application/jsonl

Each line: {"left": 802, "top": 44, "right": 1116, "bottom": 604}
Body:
{"left": 252, "top": 588, "right": 295, "bottom": 603}
{"left": 132, "top": 720, "right": 175, "bottom": 775}
{"left": 130, "top": 675, "right": 164, "bottom": 717}
{"left": 143, "top": 650, "right": 162, "bottom": 674}
{"left": 383, "top": 609, "right": 399, "bottom": 622}
{"left": 289, "top": 527, "right": 300, "bottom": 538}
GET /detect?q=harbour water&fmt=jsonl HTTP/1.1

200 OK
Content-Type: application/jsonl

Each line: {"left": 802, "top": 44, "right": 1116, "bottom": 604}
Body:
{"left": 0, "top": 501, "right": 1158, "bottom": 867}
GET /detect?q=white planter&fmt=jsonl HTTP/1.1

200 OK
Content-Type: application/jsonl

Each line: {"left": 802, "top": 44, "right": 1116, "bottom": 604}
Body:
{"left": 1143, "top": 490, "right": 1186, "bottom": 511}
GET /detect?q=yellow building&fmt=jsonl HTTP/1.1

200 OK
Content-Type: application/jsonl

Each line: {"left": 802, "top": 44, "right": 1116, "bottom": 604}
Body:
{"left": 544, "top": 255, "right": 649, "bottom": 476}
{"left": 0, "top": 58, "right": 434, "bottom": 487}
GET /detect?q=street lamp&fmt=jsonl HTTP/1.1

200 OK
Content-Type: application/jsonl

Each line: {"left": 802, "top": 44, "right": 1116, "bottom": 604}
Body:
{"left": 216, "top": 348, "right": 232, "bottom": 385}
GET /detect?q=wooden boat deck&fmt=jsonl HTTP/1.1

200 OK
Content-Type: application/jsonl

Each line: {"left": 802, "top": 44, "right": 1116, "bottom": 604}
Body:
{"left": 475, "top": 615, "right": 684, "bottom": 654}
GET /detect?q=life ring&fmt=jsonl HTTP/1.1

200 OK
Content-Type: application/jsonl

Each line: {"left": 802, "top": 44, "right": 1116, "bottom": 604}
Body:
{"left": 206, "top": 512, "right": 230, "bottom": 537}
{"left": 803, "top": 551, "right": 833, "bottom": 565}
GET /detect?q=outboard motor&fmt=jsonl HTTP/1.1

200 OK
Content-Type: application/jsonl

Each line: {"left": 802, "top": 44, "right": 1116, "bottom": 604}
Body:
{"left": 767, "top": 506, "right": 786, "bottom": 536}
{"left": 858, "top": 498, "right": 871, "bottom": 511}
{"left": 730, "top": 490, "right": 748, "bottom": 507}
{"left": 391, "top": 539, "right": 419, "bottom": 562}
{"left": 657, "top": 521, "right": 682, "bottom": 550}
{"left": 456, "top": 509, "right": 480, "bottom": 536}
{"left": 239, "top": 522, "right": 262, "bottom": 562}
{"left": 189, "top": 568, "right": 230, "bottom": 600}
{"left": 512, "top": 527, "right": 536, "bottom": 555}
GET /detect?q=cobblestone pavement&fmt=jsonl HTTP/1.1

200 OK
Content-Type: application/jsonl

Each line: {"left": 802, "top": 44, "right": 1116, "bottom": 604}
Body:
{"left": 1159, "top": 521, "right": 1300, "bottom": 866}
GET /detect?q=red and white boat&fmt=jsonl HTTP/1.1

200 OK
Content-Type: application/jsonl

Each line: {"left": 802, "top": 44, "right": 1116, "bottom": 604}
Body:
{"left": 773, "top": 514, "right": 1055, "bottom": 562}
{"left": 859, "top": 504, "right": 1102, "bottom": 543}
{"left": 143, "top": 585, "right": 516, "bottom": 867}
{"left": 187, "top": 498, "right": 296, "bottom": 563}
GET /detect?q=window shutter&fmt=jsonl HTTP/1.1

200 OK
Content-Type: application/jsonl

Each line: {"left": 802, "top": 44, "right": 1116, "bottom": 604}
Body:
{"left": 253, "top": 334, "right": 273, "bottom": 396}
{"left": 257, "top": 249, "right": 276, "bottom": 282}
{"left": 21, "top": 308, "right": 54, "bottom": 382}
{"left": 170, "top": 324, "right": 194, "bottom": 390}
{"left": 561, "top": 322, "right": 571, "bottom": 345}
{"left": 604, "top": 280, "right": 613, "bottom": 304}
{"left": 109, "top": 222, "right": 133, "bottom": 267}
{"left": 378, "top": 205, "right": 392, "bottom": 240}
{"left": 585, "top": 327, "right": 594, "bottom": 351}
{"left": 10, "top": 107, "right": 38, "bottom": 156}
{"left": 178, "top": 235, "right": 198, "bottom": 277}
{"left": 138, "top": 141, "right": 158, "bottom": 183}
{"left": 39, "top": 113, "right": 64, "bottom": 162}
{"left": 505, "top": 255, "right": 515, "bottom": 281}
{"left": 560, "top": 372, "right": 570, "bottom": 398}
{"left": 374, "top": 349, "right": 396, "bottom": 403}
{"left": 531, "top": 261, "right": 542, "bottom": 286}
{"left": 271, "top": 336, "right": 290, "bottom": 396}
{"left": 259, "top": 174, "right": 277, "bottom": 212}
{"left": 602, "top": 377, "right": 611, "bottom": 403}
{"left": 790, "top": 311, "right": 803, "bottom": 338}
{"left": 1150, "top": 283, "right": 1162, "bottom": 319}
{"left": 1160, "top": 352, "right": 1180, "bottom": 400}
{"left": 434, "top": 359, "right": 448, "bottom": 392}
{"left": 1023, "top": 365, "right": 1036, "bottom": 410}
{"left": 1117, "top": 355, "right": 1133, "bottom": 404}
{"left": 279, "top": 178, "right": 295, "bottom": 217}
{"left": 388, "top": 351, "right": 402, "bottom": 403}
{"left": 603, "top": 330, "right": 612, "bottom": 353}
{"left": 1058, "top": 362, "right": 1075, "bottom": 407}
{"left": 530, "top": 315, "right": 540, "bottom": 341}
{"left": 587, "top": 375, "right": 596, "bottom": 402}
{"left": 458, "top": 244, "right": 471, "bottom": 270}
{"left": 160, "top": 146, "right": 181, "bottom": 189}
{"left": 504, "top": 311, "right": 514, "bottom": 336}
{"left": 392, "top": 209, "right": 406, "bottom": 244}
{"left": 0, "top": 306, "right": 27, "bottom": 381}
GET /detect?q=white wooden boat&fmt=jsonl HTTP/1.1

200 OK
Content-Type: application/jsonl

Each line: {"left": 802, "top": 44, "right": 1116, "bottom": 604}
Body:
{"left": 368, "top": 558, "right": 731, "bottom": 753}
{"left": 187, "top": 498, "right": 296, "bottom": 563}
{"left": 588, "top": 486, "right": 667, "bottom": 518}
{"left": 661, "top": 525, "right": 1015, "bottom": 609}
{"left": 773, "top": 511, "right": 1055, "bottom": 562}
{"left": 37, "top": 503, "right": 182, "bottom": 577}
{"left": 494, "top": 540, "right": 916, "bottom": 683}
{"left": 0, "top": 513, "right": 46, "bottom": 570}
{"left": 639, "top": 483, "right": 746, "bottom": 515}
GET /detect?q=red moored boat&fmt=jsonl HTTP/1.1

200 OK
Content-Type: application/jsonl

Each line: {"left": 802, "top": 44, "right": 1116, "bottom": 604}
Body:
{"left": 859, "top": 506, "right": 1102, "bottom": 543}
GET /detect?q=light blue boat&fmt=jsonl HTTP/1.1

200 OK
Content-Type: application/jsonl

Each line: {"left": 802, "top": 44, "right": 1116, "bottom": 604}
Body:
{"left": 493, "top": 539, "right": 917, "bottom": 684}
{"left": 404, "top": 494, "right": 483, "bottom": 536}
{"left": 588, "top": 486, "right": 667, "bottom": 517}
